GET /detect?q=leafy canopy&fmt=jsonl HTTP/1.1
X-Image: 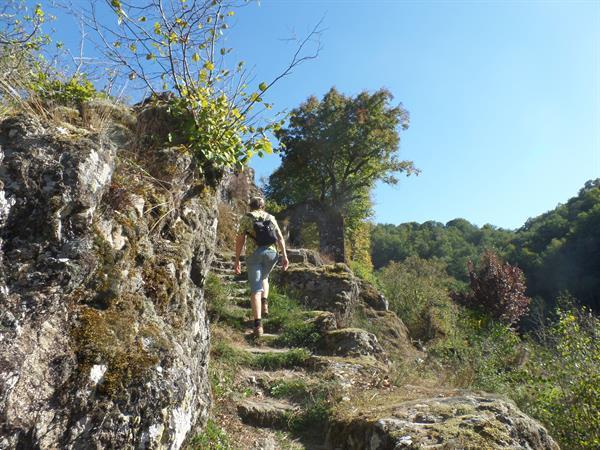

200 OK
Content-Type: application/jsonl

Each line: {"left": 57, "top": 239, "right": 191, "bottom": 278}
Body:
{"left": 268, "top": 87, "right": 418, "bottom": 215}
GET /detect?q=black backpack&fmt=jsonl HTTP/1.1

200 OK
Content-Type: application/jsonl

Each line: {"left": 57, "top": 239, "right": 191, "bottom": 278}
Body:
{"left": 247, "top": 213, "right": 278, "bottom": 247}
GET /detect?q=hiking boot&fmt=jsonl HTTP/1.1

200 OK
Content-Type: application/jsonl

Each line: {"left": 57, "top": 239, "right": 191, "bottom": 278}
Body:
{"left": 253, "top": 324, "right": 264, "bottom": 339}
{"left": 261, "top": 298, "right": 269, "bottom": 317}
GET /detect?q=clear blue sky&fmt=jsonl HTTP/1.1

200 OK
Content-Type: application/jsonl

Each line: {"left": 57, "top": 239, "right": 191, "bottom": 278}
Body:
{"left": 49, "top": 0, "right": 600, "bottom": 229}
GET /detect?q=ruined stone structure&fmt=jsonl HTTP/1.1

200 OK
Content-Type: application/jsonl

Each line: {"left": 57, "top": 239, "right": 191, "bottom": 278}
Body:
{"left": 276, "top": 200, "right": 346, "bottom": 263}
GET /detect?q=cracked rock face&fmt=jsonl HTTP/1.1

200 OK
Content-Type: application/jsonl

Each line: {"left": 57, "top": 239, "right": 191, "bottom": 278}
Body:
{"left": 0, "top": 116, "right": 216, "bottom": 449}
{"left": 272, "top": 263, "right": 361, "bottom": 327}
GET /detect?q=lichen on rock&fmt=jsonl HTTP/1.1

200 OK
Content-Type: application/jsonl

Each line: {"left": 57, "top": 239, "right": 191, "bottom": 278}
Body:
{"left": 327, "top": 391, "right": 560, "bottom": 449}
{"left": 0, "top": 113, "right": 217, "bottom": 449}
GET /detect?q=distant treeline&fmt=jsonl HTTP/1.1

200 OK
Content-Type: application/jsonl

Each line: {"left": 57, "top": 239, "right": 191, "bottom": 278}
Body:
{"left": 372, "top": 179, "right": 600, "bottom": 310}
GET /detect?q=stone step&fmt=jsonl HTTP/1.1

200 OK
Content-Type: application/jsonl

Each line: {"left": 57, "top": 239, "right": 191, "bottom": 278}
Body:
{"left": 219, "top": 275, "right": 247, "bottom": 283}
{"left": 211, "top": 260, "right": 234, "bottom": 269}
{"left": 243, "top": 346, "right": 293, "bottom": 355}
{"left": 214, "top": 252, "right": 240, "bottom": 260}
{"left": 243, "top": 368, "right": 305, "bottom": 386}
{"left": 211, "top": 266, "right": 235, "bottom": 275}
{"left": 231, "top": 287, "right": 249, "bottom": 296}
{"left": 237, "top": 398, "right": 298, "bottom": 429}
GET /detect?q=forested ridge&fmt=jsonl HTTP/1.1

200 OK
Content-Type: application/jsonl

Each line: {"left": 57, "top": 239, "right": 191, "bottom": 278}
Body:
{"left": 372, "top": 178, "right": 600, "bottom": 311}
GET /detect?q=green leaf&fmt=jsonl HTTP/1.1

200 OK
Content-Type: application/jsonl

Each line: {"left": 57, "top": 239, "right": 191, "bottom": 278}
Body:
{"left": 129, "top": 43, "right": 137, "bottom": 52}
{"left": 34, "top": 5, "right": 45, "bottom": 18}
{"left": 204, "top": 61, "right": 215, "bottom": 71}
{"left": 146, "top": 53, "right": 155, "bottom": 60}
{"left": 258, "top": 82, "right": 268, "bottom": 91}
{"left": 192, "top": 53, "right": 200, "bottom": 62}
{"left": 263, "top": 140, "right": 273, "bottom": 154}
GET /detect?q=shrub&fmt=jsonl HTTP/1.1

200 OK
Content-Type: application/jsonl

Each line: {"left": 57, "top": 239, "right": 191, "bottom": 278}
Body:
{"left": 429, "top": 310, "right": 523, "bottom": 390}
{"left": 452, "top": 250, "right": 530, "bottom": 324}
{"left": 378, "top": 257, "right": 460, "bottom": 342}
{"left": 269, "top": 379, "right": 335, "bottom": 435}
{"left": 517, "top": 305, "right": 600, "bottom": 449}
{"left": 204, "top": 274, "right": 232, "bottom": 323}
{"left": 255, "top": 286, "right": 321, "bottom": 349}
{"left": 429, "top": 300, "right": 600, "bottom": 449}
{"left": 28, "top": 72, "right": 99, "bottom": 106}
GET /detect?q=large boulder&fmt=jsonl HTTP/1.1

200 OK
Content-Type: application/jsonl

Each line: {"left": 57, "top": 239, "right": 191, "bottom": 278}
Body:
{"left": 0, "top": 115, "right": 216, "bottom": 449}
{"left": 286, "top": 248, "right": 323, "bottom": 266}
{"left": 358, "top": 280, "right": 388, "bottom": 311}
{"left": 327, "top": 392, "right": 559, "bottom": 450}
{"left": 359, "top": 307, "right": 420, "bottom": 360}
{"left": 320, "top": 328, "right": 384, "bottom": 358}
{"left": 305, "top": 310, "right": 338, "bottom": 333}
{"left": 272, "top": 263, "right": 359, "bottom": 326}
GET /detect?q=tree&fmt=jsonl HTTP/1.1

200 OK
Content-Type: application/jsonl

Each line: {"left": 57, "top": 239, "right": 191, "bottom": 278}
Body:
{"left": 77, "top": 0, "right": 321, "bottom": 170}
{"left": 452, "top": 250, "right": 531, "bottom": 324}
{"left": 268, "top": 87, "right": 417, "bottom": 261}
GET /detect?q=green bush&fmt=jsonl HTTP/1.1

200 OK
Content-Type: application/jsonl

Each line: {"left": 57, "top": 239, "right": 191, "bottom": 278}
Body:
{"left": 429, "top": 310, "right": 523, "bottom": 391}
{"left": 378, "top": 257, "right": 461, "bottom": 342}
{"left": 205, "top": 274, "right": 248, "bottom": 330}
{"left": 429, "top": 303, "right": 600, "bottom": 449}
{"left": 349, "top": 259, "right": 379, "bottom": 286}
{"left": 29, "top": 73, "right": 99, "bottom": 106}
{"left": 514, "top": 306, "right": 600, "bottom": 449}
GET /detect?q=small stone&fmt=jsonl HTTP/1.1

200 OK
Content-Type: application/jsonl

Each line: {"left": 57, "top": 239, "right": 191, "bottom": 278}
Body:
{"left": 396, "top": 435, "right": 413, "bottom": 447}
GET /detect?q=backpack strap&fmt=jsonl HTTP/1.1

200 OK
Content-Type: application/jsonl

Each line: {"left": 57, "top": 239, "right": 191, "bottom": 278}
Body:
{"left": 245, "top": 212, "right": 258, "bottom": 242}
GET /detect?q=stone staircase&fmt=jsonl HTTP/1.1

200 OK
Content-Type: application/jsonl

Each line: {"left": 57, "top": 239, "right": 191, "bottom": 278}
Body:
{"left": 210, "top": 252, "right": 315, "bottom": 446}
{"left": 208, "top": 251, "right": 390, "bottom": 448}
{"left": 207, "top": 252, "right": 560, "bottom": 450}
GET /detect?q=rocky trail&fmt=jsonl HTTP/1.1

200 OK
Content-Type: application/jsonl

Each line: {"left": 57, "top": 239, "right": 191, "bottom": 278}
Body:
{"left": 204, "top": 251, "right": 560, "bottom": 450}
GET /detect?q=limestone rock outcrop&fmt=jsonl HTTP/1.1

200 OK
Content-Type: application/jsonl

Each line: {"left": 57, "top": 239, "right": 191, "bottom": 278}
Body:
{"left": 320, "top": 328, "right": 384, "bottom": 358}
{"left": 327, "top": 392, "right": 559, "bottom": 450}
{"left": 272, "top": 263, "right": 360, "bottom": 326}
{"left": 0, "top": 115, "right": 215, "bottom": 449}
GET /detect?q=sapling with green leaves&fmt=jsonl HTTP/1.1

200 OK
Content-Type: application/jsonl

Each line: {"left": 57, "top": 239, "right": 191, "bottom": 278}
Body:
{"left": 83, "top": 0, "right": 322, "bottom": 169}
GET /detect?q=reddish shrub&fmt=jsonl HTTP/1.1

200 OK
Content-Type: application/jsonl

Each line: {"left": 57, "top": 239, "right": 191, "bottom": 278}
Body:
{"left": 452, "top": 250, "right": 531, "bottom": 324}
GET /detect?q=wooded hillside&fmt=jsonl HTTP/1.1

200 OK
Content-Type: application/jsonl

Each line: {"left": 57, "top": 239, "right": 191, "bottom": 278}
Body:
{"left": 372, "top": 179, "right": 600, "bottom": 310}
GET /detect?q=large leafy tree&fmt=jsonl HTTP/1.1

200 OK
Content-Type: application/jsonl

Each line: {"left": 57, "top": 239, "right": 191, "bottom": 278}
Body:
{"left": 267, "top": 87, "right": 417, "bottom": 261}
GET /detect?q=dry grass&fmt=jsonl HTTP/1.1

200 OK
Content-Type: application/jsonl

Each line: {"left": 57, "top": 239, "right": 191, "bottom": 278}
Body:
{"left": 216, "top": 203, "right": 239, "bottom": 251}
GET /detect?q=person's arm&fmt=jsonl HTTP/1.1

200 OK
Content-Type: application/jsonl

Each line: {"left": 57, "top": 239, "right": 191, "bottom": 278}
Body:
{"left": 234, "top": 234, "right": 245, "bottom": 275}
{"left": 276, "top": 229, "right": 289, "bottom": 271}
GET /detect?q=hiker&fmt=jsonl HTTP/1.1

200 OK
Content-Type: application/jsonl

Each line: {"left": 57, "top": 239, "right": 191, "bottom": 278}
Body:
{"left": 234, "top": 196, "right": 289, "bottom": 337}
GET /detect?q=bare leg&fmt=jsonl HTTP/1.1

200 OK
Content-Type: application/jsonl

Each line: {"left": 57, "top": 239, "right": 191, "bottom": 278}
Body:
{"left": 262, "top": 279, "right": 270, "bottom": 299}
{"left": 250, "top": 291, "right": 262, "bottom": 321}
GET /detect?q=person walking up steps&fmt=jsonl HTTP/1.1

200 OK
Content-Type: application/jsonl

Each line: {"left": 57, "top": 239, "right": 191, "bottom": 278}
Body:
{"left": 234, "top": 196, "right": 289, "bottom": 338}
